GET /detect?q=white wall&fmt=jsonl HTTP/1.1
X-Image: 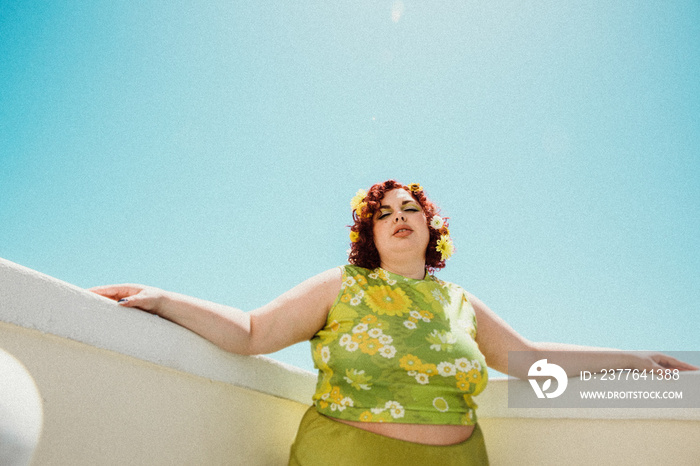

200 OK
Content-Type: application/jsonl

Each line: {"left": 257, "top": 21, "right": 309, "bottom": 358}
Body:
{"left": 2, "top": 257, "right": 699, "bottom": 465}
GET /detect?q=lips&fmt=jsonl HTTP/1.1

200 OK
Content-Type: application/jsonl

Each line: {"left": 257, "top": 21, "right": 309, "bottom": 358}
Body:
{"left": 393, "top": 225, "right": 413, "bottom": 237}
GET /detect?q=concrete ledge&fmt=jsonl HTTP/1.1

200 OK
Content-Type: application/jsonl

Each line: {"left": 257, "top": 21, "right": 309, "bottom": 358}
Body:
{"left": 0, "top": 257, "right": 316, "bottom": 405}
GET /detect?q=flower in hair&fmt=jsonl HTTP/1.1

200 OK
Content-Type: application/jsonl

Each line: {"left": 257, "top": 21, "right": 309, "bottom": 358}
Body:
{"left": 349, "top": 230, "right": 360, "bottom": 243}
{"left": 350, "top": 189, "right": 368, "bottom": 217}
{"left": 407, "top": 183, "right": 422, "bottom": 193}
{"left": 430, "top": 215, "right": 444, "bottom": 230}
{"left": 436, "top": 235, "right": 455, "bottom": 261}
{"left": 350, "top": 189, "right": 367, "bottom": 210}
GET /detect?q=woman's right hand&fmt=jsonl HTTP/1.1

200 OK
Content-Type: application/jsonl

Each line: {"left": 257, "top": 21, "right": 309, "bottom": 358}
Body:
{"left": 89, "top": 284, "right": 166, "bottom": 314}
{"left": 87, "top": 268, "right": 341, "bottom": 355}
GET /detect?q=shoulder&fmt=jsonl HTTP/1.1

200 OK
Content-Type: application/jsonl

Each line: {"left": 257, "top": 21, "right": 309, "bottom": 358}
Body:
{"left": 313, "top": 267, "right": 343, "bottom": 289}
{"left": 284, "top": 267, "right": 343, "bottom": 304}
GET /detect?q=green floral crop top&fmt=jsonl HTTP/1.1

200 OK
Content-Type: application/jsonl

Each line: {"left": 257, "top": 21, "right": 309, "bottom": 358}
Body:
{"left": 310, "top": 265, "right": 488, "bottom": 426}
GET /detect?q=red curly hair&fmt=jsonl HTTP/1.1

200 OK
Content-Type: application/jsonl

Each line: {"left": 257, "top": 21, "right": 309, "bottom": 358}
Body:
{"left": 347, "top": 180, "right": 451, "bottom": 273}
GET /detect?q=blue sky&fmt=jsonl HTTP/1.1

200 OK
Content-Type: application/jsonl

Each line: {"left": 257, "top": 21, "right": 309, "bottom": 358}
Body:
{"left": 1, "top": 1, "right": 698, "bottom": 374}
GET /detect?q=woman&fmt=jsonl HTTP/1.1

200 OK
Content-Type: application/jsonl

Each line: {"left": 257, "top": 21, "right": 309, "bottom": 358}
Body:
{"left": 91, "top": 180, "right": 696, "bottom": 465}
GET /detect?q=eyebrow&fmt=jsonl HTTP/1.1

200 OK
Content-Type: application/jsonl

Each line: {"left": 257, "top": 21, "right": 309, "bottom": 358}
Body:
{"left": 378, "top": 200, "right": 418, "bottom": 210}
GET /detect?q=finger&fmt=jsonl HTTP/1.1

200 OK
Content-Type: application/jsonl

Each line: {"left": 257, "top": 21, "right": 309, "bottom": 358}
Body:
{"left": 116, "top": 292, "right": 157, "bottom": 313}
{"left": 89, "top": 285, "right": 142, "bottom": 301}
{"left": 664, "top": 360, "right": 699, "bottom": 371}
{"left": 654, "top": 355, "right": 699, "bottom": 371}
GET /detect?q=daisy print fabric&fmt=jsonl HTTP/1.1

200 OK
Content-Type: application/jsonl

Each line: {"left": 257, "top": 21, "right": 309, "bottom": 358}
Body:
{"left": 311, "top": 265, "right": 488, "bottom": 426}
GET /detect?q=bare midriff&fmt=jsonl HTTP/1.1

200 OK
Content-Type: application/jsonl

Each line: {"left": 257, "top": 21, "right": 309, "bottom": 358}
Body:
{"left": 332, "top": 417, "right": 475, "bottom": 445}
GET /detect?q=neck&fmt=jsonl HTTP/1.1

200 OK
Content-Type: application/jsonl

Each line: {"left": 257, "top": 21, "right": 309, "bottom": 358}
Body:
{"left": 378, "top": 258, "right": 426, "bottom": 280}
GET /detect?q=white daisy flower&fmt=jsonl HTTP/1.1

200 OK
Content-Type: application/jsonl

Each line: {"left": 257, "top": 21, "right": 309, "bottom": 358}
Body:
{"left": 342, "top": 276, "right": 356, "bottom": 288}
{"left": 430, "top": 215, "right": 444, "bottom": 230}
{"left": 321, "top": 346, "right": 331, "bottom": 364}
{"left": 368, "top": 328, "right": 383, "bottom": 338}
{"left": 384, "top": 401, "right": 405, "bottom": 419}
{"left": 437, "top": 361, "right": 457, "bottom": 377}
{"left": 379, "top": 345, "right": 396, "bottom": 359}
{"left": 390, "top": 405, "right": 405, "bottom": 419}
{"left": 352, "top": 323, "right": 368, "bottom": 334}
{"left": 350, "top": 296, "right": 362, "bottom": 306}
{"left": 454, "top": 358, "right": 472, "bottom": 372}
{"left": 403, "top": 321, "right": 417, "bottom": 330}
{"left": 345, "top": 341, "right": 359, "bottom": 352}
{"left": 339, "top": 334, "right": 352, "bottom": 347}
{"left": 415, "top": 373, "right": 430, "bottom": 385}
{"left": 410, "top": 310, "right": 422, "bottom": 319}
{"left": 378, "top": 334, "right": 393, "bottom": 345}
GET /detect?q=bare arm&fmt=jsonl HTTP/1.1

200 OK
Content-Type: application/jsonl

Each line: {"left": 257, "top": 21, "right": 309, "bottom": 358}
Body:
{"left": 468, "top": 292, "right": 699, "bottom": 378}
{"left": 90, "top": 268, "right": 341, "bottom": 355}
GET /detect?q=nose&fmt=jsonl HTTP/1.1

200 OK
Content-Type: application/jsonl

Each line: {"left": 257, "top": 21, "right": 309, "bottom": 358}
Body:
{"left": 394, "top": 212, "right": 406, "bottom": 222}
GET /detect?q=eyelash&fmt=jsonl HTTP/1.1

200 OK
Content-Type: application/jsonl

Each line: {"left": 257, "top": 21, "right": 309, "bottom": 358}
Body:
{"left": 378, "top": 207, "right": 419, "bottom": 219}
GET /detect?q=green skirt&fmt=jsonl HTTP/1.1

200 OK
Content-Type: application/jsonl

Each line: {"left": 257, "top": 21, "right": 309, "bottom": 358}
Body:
{"left": 289, "top": 407, "right": 489, "bottom": 465}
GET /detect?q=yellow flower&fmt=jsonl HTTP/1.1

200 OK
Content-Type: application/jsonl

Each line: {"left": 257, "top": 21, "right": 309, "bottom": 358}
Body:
{"left": 364, "top": 285, "right": 412, "bottom": 316}
{"left": 399, "top": 354, "right": 422, "bottom": 371}
{"left": 419, "top": 363, "right": 438, "bottom": 377}
{"left": 355, "top": 274, "right": 368, "bottom": 286}
{"left": 355, "top": 201, "right": 368, "bottom": 218}
{"left": 436, "top": 234, "right": 455, "bottom": 261}
{"left": 359, "top": 338, "right": 381, "bottom": 355}
{"left": 330, "top": 386, "right": 344, "bottom": 404}
{"left": 360, "top": 315, "right": 377, "bottom": 324}
{"left": 359, "top": 411, "right": 373, "bottom": 422}
{"left": 349, "top": 231, "right": 360, "bottom": 243}
{"left": 350, "top": 189, "right": 367, "bottom": 211}
{"left": 467, "top": 368, "right": 482, "bottom": 385}
{"left": 351, "top": 332, "right": 369, "bottom": 344}
{"left": 407, "top": 183, "right": 422, "bottom": 192}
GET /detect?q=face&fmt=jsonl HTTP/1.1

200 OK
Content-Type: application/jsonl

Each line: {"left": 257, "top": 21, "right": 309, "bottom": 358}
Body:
{"left": 372, "top": 188, "right": 430, "bottom": 263}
